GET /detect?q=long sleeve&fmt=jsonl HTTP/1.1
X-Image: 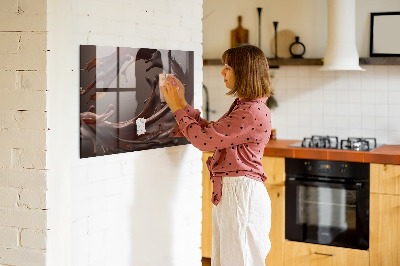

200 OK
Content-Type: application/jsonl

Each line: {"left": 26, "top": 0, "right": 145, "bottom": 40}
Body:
{"left": 169, "top": 104, "right": 211, "bottom": 137}
{"left": 173, "top": 105, "right": 256, "bottom": 152}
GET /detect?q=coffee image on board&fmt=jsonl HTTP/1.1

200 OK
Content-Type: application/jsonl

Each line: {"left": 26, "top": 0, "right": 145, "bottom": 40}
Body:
{"left": 79, "top": 45, "right": 194, "bottom": 158}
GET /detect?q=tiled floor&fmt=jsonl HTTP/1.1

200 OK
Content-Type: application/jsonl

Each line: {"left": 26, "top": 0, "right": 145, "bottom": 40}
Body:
{"left": 202, "top": 257, "right": 211, "bottom": 266}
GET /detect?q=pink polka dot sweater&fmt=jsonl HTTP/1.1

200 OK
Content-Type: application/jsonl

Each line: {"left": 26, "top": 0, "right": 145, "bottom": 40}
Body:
{"left": 170, "top": 97, "right": 271, "bottom": 206}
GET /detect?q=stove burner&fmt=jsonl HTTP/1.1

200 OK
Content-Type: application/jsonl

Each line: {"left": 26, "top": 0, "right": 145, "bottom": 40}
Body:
{"left": 301, "top": 135, "right": 339, "bottom": 149}
{"left": 340, "top": 137, "right": 377, "bottom": 151}
{"left": 295, "top": 136, "right": 378, "bottom": 151}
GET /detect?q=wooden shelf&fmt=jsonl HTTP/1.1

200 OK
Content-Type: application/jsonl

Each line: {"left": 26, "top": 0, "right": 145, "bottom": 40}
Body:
{"left": 203, "top": 58, "right": 323, "bottom": 67}
{"left": 202, "top": 59, "right": 223, "bottom": 66}
{"left": 203, "top": 57, "right": 400, "bottom": 67}
{"left": 359, "top": 57, "right": 400, "bottom": 65}
{"left": 268, "top": 58, "right": 322, "bottom": 67}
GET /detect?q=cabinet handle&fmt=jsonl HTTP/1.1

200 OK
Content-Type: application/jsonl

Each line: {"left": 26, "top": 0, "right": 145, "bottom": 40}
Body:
{"left": 314, "top": 252, "right": 335, "bottom": 257}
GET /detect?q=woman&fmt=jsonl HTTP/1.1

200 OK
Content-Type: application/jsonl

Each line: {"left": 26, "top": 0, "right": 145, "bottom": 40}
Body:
{"left": 161, "top": 44, "right": 273, "bottom": 266}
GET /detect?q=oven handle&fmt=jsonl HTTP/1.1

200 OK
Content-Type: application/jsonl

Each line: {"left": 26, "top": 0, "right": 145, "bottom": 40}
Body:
{"left": 286, "top": 177, "right": 364, "bottom": 189}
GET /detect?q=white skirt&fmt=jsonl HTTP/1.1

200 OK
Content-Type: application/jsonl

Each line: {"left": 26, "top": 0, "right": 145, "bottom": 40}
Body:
{"left": 212, "top": 176, "right": 271, "bottom": 266}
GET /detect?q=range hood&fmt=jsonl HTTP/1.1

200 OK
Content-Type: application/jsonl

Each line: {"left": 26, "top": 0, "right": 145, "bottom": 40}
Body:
{"left": 320, "top": 0, "right": 365, "bottom": 71}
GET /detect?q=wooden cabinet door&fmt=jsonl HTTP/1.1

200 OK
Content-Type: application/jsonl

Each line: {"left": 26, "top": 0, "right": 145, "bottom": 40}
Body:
{"left": 284, "top": 241, "right": 369, "bottom": 266}
{"left": 370, "top": 193, "right": 400, "bottom": 266}
{"left": 202, "top": 152, "right": 213, "bottom": 258}
{"left": 264, "top": 184, "right": 284, "bottom": 266}
{"left": 262, "top": 156, "right": 285, "bottom": 186}
{"left": 262, "top": 156, "right": 285, "bottom": 265}
{"left": 370, "top": 163, "right": 400, "bottom": 195}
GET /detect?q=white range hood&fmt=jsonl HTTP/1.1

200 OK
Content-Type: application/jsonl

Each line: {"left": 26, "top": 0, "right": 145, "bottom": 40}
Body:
{"left": 320, "top": 0, "right": 365, "bottom": 71}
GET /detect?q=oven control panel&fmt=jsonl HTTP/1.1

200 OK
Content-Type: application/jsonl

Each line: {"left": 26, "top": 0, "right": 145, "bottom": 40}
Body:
{"left": 286, "top": 158, "right": 369, "bottom": 180}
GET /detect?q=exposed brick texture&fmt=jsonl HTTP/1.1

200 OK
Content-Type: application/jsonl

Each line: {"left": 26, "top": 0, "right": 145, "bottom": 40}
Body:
{"left": 2, "top": 0, "right": 204, "bottom": 265}
{"left": 0, "top": 0, "right": 48, "bottom": 264}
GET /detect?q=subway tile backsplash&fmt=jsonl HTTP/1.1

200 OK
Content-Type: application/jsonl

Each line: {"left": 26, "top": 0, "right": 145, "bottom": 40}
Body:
{"left": 203, "top": 65, "right": 400, "bottom": 145}
{"left": 270, "top": 65, "right": 400, "bottom": 144}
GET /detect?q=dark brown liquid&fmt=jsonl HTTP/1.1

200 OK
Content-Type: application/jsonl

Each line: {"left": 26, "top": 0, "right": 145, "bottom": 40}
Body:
{"left": 79, "top": 46, "right": 194, "bottom": 158}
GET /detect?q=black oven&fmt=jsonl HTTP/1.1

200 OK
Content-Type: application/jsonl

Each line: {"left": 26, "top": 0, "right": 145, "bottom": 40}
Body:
{"left": 285, "top": 158, "right": 369, "bottom": 250}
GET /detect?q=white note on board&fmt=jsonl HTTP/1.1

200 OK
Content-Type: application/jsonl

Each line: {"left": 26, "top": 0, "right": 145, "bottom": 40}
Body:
{"left": 137, "top": 118, "right": 146, "bottom": 135}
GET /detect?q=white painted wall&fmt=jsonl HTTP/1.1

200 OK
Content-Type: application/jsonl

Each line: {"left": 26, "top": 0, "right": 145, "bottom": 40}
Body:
{"left": 203, "top": 0, "right": 327, "bottom": 59}
{"left": 203, "top": 0, "right": 400, "bottom": 145}
{"left": 204, "top": 0, "right": 400, "bottom": 58}
{"left": 47, "top": 0, "right": 203, "bottom": 266}
{"left": 0, "top": 0, "right": 48, "bottom": 265}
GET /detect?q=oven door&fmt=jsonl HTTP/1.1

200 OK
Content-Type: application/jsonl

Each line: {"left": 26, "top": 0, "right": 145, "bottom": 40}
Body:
{"left": 285, "top": 177, "right": 369, "bottom": 250}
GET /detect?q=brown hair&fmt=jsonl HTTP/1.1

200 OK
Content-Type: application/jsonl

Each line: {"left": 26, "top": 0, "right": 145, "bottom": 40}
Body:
{"left": 221, "top": 44, "right": 273, "bottom": 99}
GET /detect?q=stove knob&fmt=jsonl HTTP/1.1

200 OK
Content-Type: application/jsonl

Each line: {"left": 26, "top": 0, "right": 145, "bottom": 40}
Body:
{"left": 340, "top": 164, "right": 347, "bottom": 174}
{"left": 305, "top": 162, "right": 312, "bottom": 171}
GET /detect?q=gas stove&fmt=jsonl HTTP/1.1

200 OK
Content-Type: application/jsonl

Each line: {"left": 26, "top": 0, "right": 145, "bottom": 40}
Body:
{"left": 289, "top": 135, "right": 381, "bottom": 151}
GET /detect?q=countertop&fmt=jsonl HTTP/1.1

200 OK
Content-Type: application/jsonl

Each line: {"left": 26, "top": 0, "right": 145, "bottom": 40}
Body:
{"left": 263, "top": 139, "right": 400, "bottom": 165}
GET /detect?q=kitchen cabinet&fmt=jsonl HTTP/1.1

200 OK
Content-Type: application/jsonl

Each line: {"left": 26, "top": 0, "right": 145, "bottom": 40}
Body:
{"left": 261, "top": 156, "right": 285, "bottom": 186}
{"left": 370, "top": 163, "right": 400, "bottom": 266}
{"left": 261, "top": 141, "right": 400, "bottom": 266}
{"left": 264, "top": 184, "right": 285, "bottom": 266}
{"left": 261, "top": 156, "right": 285, "bottom": 266}
{"left": 202, "top": 156, "right": 400, "bottom": 265}
{"left": 201, "top": 152, "right": 213, "bottom": 258}
{"left": 370, "top": 193, "right": 400, "bottom": 266}
{"left": 201, "top": 154, "right": 286, "bottom": 266}
{"left": 284, "top": 241, "right": 369, "bottom": 266}
{"left": 370, "top": 163, "right": 400, "bottom": 195}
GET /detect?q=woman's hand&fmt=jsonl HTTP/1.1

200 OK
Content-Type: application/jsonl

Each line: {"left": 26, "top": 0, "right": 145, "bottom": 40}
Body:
{"left": 161, "top": 76, "right": 187, "bottom": 113}
{"left": 170, "top": 76, "right": 187, "bottom": 108}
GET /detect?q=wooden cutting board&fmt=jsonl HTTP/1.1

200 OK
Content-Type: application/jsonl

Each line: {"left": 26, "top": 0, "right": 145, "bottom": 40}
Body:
{"left": 231, "top": 16, "right": 249, "bottom": 48}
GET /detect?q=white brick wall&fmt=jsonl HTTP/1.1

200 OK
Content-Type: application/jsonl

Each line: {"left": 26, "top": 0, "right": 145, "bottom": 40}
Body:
{"left": 3, "top": 0, "right": 203, "bottom": 265}
{"left": 0, "top": 247, "right": 46, "bottom": 266}
{"left": 21, "top": 229, "right": 47, "bottom": 250}
{"left": 0, "top": 187, "right": 19, "bottom": 208}
{"left": 0, "top": 0, "right": 48, "bottom": 265}
{"left": 0, "top": 227, "right": 19, "bottom": 247}
{"left": 0, "top": 169, "right": 47, "bottom": 189}
{"left": 46, "top": 1, "right": 203, "bottom": 266}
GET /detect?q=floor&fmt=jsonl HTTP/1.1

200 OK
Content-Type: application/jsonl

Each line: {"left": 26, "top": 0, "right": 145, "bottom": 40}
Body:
{"left": 202, "top": 257, "right": 211, "bottom": 266}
